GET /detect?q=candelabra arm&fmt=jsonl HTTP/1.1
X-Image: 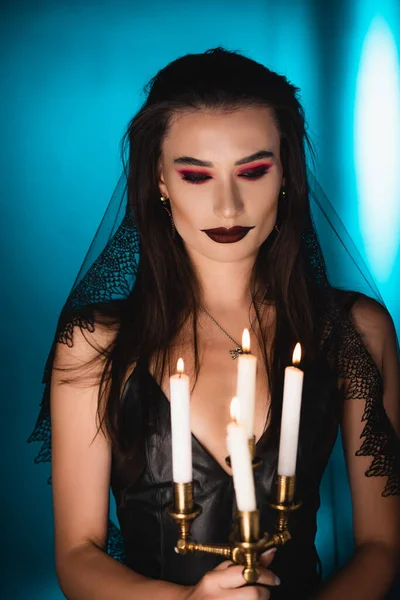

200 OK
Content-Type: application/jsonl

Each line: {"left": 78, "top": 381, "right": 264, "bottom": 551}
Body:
{"left": 168, "top": 475, "right": 301, "bottom": 585}
{"left": 176, "top": 539, "right": 232, "bottom": 558}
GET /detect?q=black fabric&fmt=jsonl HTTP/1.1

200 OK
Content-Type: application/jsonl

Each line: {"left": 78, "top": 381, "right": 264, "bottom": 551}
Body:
{"left": 110, "top": 343, "right": 339, "bottom": 598}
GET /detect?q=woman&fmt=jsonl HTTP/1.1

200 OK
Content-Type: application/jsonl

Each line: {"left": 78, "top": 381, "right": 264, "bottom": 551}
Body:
{"left": 29, "top": 47, "right": 400, "bottom": 599}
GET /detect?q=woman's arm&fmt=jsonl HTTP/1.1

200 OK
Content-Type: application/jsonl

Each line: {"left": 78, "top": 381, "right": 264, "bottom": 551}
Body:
{"left": 51, "top": 323, "right": 189, "bottom": 600}
{"left": 314, "top": 296, "right": 400, "bottom": 600}
{"left": 59, "top": 542, "right": 190, "bottom": 600}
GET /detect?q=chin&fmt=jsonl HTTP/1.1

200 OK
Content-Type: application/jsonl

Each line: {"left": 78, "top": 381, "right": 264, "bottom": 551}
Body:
{"left": 185, "top": 239, "right": 261, "bottom": 264}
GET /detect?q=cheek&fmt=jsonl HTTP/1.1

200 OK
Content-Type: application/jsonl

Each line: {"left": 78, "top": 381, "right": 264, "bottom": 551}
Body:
{"left": 170, "top": 197, "right": 208, "bottom": 229}
{"left": 250, "top": 191, "right": 279, "bottom": 221}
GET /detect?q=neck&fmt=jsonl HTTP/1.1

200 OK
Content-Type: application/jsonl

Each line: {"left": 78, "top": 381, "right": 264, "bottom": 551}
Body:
{"left": 188, "top": 247, "right": 258, "bottom": 312}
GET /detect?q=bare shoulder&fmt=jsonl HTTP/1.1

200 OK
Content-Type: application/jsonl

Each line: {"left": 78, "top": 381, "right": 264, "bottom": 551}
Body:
{"left": 348, "top": 293, "right": 396, "bottom": 374}
{"left": 349, "top": 293, "right": 393, "bottom": 330}
{"left": 331, "top": 288, "right": 393, "bottom": 333}
{"left": 53, "top": 309, "right": 120, "bottom": 381}
{"left": 349, "top": 294, "right": 394, "bottom": 341}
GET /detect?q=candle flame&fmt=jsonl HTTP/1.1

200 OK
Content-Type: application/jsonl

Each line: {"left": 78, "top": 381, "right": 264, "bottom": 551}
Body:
{"left": 230, "top": 396, "right": 240, "bottom": 422}
{"left": 242, "top": 328, "right": 250, "bottom": 353}
{"left": 177, "top": 358, "right": 184, "bottom": 374}
{"left": 292, "top": 343, "right": 302, "bottom": 365}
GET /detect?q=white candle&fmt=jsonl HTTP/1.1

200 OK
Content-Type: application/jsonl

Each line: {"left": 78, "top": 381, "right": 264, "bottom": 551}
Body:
{"left": 226, "top": 396, "right": 239, "bottom": 457}
{"left": 170, "top": 358, "right": 192, "bottom": 483}
{"left": 227, "top": 398, "right": 257, "bottom": 511}
{"left": 277, "top": 343, "right": 304, "bottom": 476}
{"left": 236, "top": 329, "right": 257, "bottom": 438}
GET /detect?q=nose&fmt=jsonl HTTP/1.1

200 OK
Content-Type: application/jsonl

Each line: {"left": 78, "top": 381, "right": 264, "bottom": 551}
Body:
{"left": 213, "top": 183, "right": 244, "bottom": 221}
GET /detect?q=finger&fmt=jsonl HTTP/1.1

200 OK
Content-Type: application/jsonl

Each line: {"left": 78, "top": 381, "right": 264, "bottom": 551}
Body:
{"left": 256, "top": 566, "right": 281, "bottom": 587}
{"left": 213, "top": 559, "right": 234, "bottom": 571}
{"left": 259, "top": 547, "right": 277, "bottom": 567}
{"left": 219, "top": 586, "right": 271, "bottom": 599}
{"left": 215, "top": 564, "right": 279, "bottom": 589}
{"left": 214, "top": 564, "right": 251, "bottom": 588}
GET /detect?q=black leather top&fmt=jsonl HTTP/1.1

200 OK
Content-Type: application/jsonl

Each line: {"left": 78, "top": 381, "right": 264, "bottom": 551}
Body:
{"left": 110, "top": 350, "right": 341, "bottom": 599}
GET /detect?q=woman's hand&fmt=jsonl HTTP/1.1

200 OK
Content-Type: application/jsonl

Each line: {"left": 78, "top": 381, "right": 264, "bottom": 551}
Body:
{"left": 183, "top": 548, "right": 280, "bottom": 599}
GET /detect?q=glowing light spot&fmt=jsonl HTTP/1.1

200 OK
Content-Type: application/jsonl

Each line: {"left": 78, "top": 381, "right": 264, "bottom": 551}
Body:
{"left": 292, "top": 343, "right": 302, "bottom": 365}
{"left": 354, "top": 17, "right": 400, "bottom": 281}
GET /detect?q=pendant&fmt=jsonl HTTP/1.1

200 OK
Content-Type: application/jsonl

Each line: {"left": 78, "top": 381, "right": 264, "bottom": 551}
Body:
{"left": 229, "top": 346, "right": 243, "bottom": 360}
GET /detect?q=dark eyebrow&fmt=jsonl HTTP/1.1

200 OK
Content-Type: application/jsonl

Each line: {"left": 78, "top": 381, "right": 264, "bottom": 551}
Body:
{"left": 173, "top": 150, "right": 275, "bottom": 167}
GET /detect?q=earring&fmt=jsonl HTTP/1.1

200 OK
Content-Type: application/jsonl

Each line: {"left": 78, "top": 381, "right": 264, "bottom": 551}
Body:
{"left": 274, "top": 188, "right": 286, "bottom": 232}
{"left": 160, "top": 195, "right": 176, "bottom": 239}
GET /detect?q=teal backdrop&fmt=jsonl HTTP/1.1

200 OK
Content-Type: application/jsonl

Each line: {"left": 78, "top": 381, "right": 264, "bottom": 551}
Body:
{"left": 1, "top": 0, "right": 399, "bottom": 598}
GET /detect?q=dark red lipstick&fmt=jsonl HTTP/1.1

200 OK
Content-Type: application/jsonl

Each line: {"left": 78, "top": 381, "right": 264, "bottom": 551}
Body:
{"left": 201, "top": 226, "right": 255, "bottom": 244}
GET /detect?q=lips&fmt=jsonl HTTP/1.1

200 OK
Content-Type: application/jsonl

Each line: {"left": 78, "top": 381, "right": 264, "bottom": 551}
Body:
{"left": 201, "top": 226, "right": 255, "bottom": 244}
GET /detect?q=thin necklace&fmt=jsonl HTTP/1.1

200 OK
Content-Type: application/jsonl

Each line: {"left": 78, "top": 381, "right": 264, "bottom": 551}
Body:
{"left": 199, "top": 287, "right": 269, "bottom": 360}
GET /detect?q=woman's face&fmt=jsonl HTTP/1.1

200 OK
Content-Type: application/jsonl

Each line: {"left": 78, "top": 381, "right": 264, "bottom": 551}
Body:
{"left": 158, "top": 106, "right": 284, "bottom": 263}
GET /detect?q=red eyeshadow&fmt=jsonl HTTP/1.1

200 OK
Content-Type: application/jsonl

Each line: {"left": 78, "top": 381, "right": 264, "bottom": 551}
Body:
{"left": 177, "top": 168, "right": 209, "bottom": 176}
{"left": 236, "top": 161, "right": 273, "bottom": 174}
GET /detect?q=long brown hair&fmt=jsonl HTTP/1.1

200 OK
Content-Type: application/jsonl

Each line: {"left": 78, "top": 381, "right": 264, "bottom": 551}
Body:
{"left": 60, "top": 47, "right": 329, "bottom": 459}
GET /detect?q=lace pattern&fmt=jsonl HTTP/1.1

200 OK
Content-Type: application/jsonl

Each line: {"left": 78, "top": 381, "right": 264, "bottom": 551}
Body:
{"left": 322, "top": 295, "right": 400, "bottom": 497}
{"left": 303, "top": 218, "right": 399, "bottom": 496}
{"left": 58, "top": 212, "right": 140, "bottom": 347}
{"left": 336, "top": 313, "right": 400, "bottom": 497}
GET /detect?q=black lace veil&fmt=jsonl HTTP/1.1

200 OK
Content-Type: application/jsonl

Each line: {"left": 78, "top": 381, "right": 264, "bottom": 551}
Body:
{"left": 28, "top": 166, "right": 400, "bottom": 563}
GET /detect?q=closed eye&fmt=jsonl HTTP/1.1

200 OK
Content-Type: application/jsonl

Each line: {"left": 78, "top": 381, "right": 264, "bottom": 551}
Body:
{"left": 180, "top": 165, "right": 272, "bottom": 185}
{"left": 181, "top": 173, "right": 212, "bottom": 184}
{"left": 239, "top": 166, "right": 271, "bottom": 179}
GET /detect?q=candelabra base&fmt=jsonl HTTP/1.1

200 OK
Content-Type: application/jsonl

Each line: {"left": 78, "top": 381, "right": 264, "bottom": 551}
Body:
{"left": 168, "top": 475, "right": 301, "bottom": 583}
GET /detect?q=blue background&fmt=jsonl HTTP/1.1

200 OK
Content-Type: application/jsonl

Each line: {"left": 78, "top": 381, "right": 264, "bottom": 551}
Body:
{"left": 1, "top": 0, "right": 399, "bottom": 597}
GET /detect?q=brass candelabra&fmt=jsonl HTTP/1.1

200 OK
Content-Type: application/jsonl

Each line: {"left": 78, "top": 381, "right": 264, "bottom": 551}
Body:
{"left": 168, "top": 437, "right": 301, "bottom": 583}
